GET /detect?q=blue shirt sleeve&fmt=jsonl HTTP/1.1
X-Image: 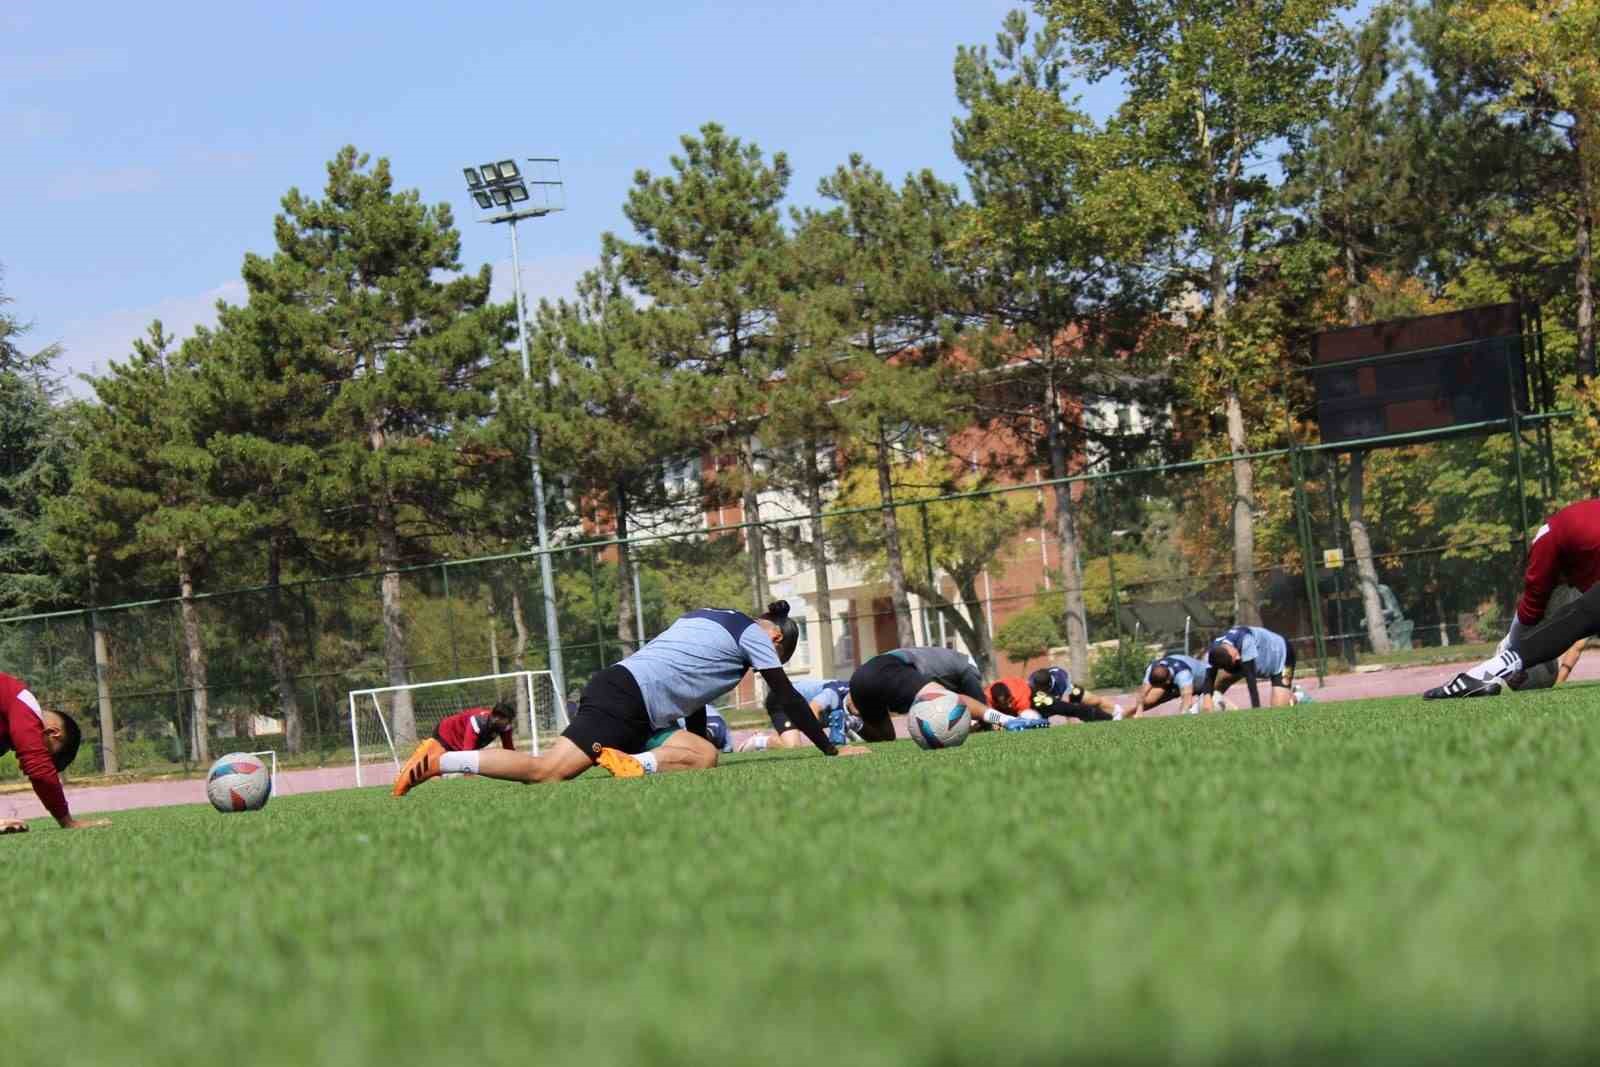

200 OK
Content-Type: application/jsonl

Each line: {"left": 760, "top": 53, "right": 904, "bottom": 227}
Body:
{"left": 738, "top": 624, "right": 783, "bottom": 671}
{"left": 1174, "top": 667, "right": 1194, "bottom": 688}
{"left": 1239, "top": 630, "right": 1259, "bottom": 664}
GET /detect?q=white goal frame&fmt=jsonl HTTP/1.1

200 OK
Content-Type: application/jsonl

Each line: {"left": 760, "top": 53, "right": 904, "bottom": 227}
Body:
{"left": 346, "top": 670, "right": 560, "bottom": 786}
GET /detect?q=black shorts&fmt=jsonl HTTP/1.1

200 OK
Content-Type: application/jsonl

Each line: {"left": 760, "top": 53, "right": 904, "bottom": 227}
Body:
{"left": 561, "top": 665, "right": 655, "bottom": 758}
{"left": 767, "top": 707, "right": 796, "bottom": 732}
{"left": 848, "top": 653, "right": 930, "bottom": 723}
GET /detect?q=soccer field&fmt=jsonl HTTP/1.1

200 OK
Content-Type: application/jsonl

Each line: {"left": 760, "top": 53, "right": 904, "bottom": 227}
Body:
{"left": 8, "top": 692, "right": 1600, "bottom": 1066}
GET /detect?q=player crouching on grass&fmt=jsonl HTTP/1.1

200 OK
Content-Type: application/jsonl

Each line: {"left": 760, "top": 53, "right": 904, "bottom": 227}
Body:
{"left": 1131, "top": 653, "right": 1209, "bottom": 716}
{"left": 1427, "top": 498, "right": 1600, "bottom": 699}
{"left": 738, "top": 678, "right": 861, "bottom": 751}
{"left": 393, "top": 601, "right": 866, "bottom": 795}
{"left": 1027, "top": 666, "right": 1125, "bottom": 722}
{"left": 428, "top": 700, "right": 517, "bottom": 753}
{"left": 1199, "top": 625, "right": 1296, "bottom": 711}
{"left": 1, "top": 670, "right": 110, "bottom": 833}
{"left": 847, "top": 647, "right": 1035, "bottom": 741}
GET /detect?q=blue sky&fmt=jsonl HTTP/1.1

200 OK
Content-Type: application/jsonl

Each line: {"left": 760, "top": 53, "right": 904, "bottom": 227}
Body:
{"left": 3, "top": 0, "right": 1121, "bottom": 392}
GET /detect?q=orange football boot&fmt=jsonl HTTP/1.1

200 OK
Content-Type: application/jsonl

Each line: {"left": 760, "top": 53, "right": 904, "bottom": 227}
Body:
{"left": 392, "top": 738, "right": 446, "bottom": 797}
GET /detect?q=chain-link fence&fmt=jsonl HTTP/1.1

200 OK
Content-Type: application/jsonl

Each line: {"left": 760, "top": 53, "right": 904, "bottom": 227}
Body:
{"left": 1, "top": 325, "right": 1571, "bottom": 778}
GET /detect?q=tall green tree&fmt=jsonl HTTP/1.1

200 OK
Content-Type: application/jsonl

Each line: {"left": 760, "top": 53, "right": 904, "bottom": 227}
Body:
{"left": 954, "top": 10, "right": 1175, "bottom": 677}
{"left": 807, "top": 156, "right": 969, "bottom": 649}
{"left": 253, "top": 147, "right": 505, "bottom": 744}
{"left": 607, "top": 123, "right": 792, "bottom": 616}
{"left": 1041, "top": 0, "right": 1352, "bottom": 624}
{"left": 0, "top": 269, "right": 74, "bottom": 614}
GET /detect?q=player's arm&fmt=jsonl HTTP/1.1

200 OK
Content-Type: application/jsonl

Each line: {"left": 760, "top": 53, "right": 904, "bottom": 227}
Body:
{"left": 1241, "top": 661, "right": 1262, "bottom": 708}
{"left": 1515, "top": 522, "right": 1560, "bottom": 630}
{"left": 1200, "top": 667, "right": 1218, "bottom": 712}
{"left": 1556, "top": 639, "right": 1587, "bottom": 685}
{"left": 760, "top": 668, "right": 847, "bottom": 755}
{"left": 1177, "top": 682, "right": 1195, "bottom": 714}
{"left": 499, "top": 728, "right": 515, "bottom": 751}
{"left": 1133, "top": 681, "right": 1152, "bottom": 710}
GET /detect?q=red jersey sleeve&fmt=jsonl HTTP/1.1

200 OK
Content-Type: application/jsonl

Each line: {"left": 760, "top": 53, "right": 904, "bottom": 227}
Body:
{"left": 499, "top": 727, "right": 515, "bottom": 751}
{"left": 1, "top": 679, "right": 70, "bottom": 821}
{"left": 1517, "top": 520, "right": 1561, "bottom": 626}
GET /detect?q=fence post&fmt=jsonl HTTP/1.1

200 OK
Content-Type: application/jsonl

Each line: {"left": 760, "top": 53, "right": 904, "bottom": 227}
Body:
{"left": 1289, "top": 443, "right": 1329, "bottom": 685}
{"left": 588, "top": 544, "right": 606, "bottom": 667}
{"left": 918, "top": 502, "right": 937, "bottom": 647}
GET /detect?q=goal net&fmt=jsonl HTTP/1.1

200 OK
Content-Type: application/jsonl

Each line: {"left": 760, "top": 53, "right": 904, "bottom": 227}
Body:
{"left": 346, "top": 671, "right": 564, "bottom": 786}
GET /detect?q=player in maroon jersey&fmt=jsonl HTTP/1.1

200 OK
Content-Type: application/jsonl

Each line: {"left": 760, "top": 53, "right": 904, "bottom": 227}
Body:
{"left": 430, "top": 701, "right": 518, "bottom": 752}
{"left": 1, "top": 671, "right": 109, "bottom": 832}
{"left": 1426, "top": 499, "right": 1600, "bottom": 698}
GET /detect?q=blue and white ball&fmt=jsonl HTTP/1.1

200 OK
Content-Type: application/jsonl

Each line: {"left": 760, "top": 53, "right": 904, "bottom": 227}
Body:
{"left": 906, "top": 693, "right": 971, "bottom": 750}
{"left": 206, "top": 752, "right": 272, "bottom": 813}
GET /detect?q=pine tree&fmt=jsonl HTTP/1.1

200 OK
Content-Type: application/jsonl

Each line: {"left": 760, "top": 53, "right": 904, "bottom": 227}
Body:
{"left": 247, "top": 147, "right": 505, "bottom": 744}
{"left": 606, "top": 123, "right": 792, "bottom": 616}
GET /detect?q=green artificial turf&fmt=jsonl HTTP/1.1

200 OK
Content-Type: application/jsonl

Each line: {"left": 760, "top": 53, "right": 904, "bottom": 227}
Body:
{"left": 5, "top": 691, "right": 1600, "bottom": 1066}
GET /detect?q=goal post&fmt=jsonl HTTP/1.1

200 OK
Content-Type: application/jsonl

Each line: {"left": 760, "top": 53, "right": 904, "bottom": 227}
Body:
{"left": 346, "top": 670, "right": 564, "bottom": 786}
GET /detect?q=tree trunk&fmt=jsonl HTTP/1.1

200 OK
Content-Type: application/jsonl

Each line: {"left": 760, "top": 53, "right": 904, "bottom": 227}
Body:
{"left": 87, "top": 583, "right": 117, "bottom": 774}
{"left": 487, "top": 579, "right": 502, "bottom": 676}
{"left": 1225, "top": 392, "right": 1259, "bottom": 625}
{"left": 510, "top": 581, "right": 530, "bottom": 671}
{"left": 367, "top": 416, "right": 413, "bottom": 742}
{"left": 1347, "top": 451, "right": 1392, "bottom": 654}
{"left": 176, "top": 545, "right": 210, "bottom": 763}
{"left": 740, "top": 433, "right": 770, "bottom": 614}
{"left": 875, "top": 424, "right": 918, "bottom": 648}
{"left": 266, "top": 539, "right": 304, "bottom": 753}
{"left": 803, "top": 435, "right": 837, "bottom": 678}
{"left": 955, "top": 574, "right": 995, "bottom": 675}
{"left": 614, "top": 481, "right": 639, "bottom": 654}
{"left": 1046, "top": 380, "right": 1090, "bottom": 679}
{"left": 1575, "top": 113, "right": 1596, "bottom": 380}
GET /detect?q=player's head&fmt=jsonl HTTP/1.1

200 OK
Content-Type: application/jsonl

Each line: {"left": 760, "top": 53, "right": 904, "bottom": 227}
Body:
{"left": 757, "top": 600, "right": 800, "bottom": 664}
{"left": 1026, "top": 667, "right": 1060, "bottom": 697}
{"left": 40, "top": 708, "right": 83, "bottom": 772}
{"left": 1208, "top": 640, "right": 1239, "bottom": 671}
{"left": 1148, "top": 662, "right": 1173, "bottom": 688}
{"left": 987, "top": 678, "right": 1025, "bottom": 713}
{"left": 488, "top": 699, "right": 516, "bottom": 732}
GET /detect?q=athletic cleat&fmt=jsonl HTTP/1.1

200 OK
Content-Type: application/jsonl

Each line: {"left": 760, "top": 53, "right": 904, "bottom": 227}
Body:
{"left": 736, "top": 732, "right": 770, "bottom": 753}
{"left": 596, "top": 747, "right": 646, "bottom": 778}
{"left": 1003, "top": 717, "right": 1051, "bottom": 731}
{"left": 1112, "top": 703, "right": 1126, "bottom": 721}
{"left": 392, "top": 738, "right": 445, "bottom": 797}
{"left": 826, "top": 708, "right": 849, "bottom": 746}
{"left": 1423, "top": 672, "right": 1503, "bottom": 700}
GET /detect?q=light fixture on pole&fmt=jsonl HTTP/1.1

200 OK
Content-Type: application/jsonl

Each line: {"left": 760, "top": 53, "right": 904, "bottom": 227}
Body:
{"left": 461, "top": 155, "right": 569, "bottom": 705}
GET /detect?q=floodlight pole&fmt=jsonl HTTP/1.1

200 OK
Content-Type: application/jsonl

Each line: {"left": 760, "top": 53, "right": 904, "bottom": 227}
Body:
{"left": 498, "top": 210, "right": 566, "bottom": 702}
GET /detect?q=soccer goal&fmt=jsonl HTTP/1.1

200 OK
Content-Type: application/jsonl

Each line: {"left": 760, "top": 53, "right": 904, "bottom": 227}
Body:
{"left": 346, "top": 670, "right": 564, "bottom": 786}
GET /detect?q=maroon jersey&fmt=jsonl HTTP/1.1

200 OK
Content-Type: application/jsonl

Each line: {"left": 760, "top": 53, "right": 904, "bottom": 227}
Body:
{"left": 431, "top": 708, "right": 515, "bottom": 752}
{"left": 1517, "top": 499, "right": 1600, "bottom": 625}
{"left": 0, "top": 672, "right": 70, "bottom": 821}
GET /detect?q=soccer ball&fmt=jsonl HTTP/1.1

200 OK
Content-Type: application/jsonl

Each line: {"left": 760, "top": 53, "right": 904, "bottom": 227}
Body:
{"left": 906, "top": 693, "right": 971, "bottom": 750}
{"left": 206, "top": 752, "right": 272, "bottom": 813}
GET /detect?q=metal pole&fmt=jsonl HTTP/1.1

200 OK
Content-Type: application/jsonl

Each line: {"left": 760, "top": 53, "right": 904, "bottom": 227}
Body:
{"left": 1507, "top": 349, "right": 1532, "bottom": 569}
{"left": 918, "top": 502, "right": 937, "bottom": 647}
{"left": 1107, "top": 544, "right": 1123, "bottom": 646}
{"left": 631, "top": 550, "right": 647, "bottom": 645}
{"left": 506, "top": 217, "right": 566, "bottom": 701}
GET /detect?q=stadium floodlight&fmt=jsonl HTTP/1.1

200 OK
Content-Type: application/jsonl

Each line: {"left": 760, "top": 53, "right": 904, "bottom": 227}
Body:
{"left": 458, "top": 154, "right": 569, "bottom": 702}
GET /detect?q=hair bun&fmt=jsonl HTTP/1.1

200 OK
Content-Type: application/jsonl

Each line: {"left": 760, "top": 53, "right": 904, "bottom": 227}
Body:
{"left": 766, "top": 599, "right": 790, "bottom": 618}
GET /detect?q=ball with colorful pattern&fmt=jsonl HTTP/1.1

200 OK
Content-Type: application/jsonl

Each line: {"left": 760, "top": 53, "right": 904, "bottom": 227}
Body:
{"left": 906, "top": 692, "right": 971, "bottom": 750}
{"left": 205, "top": 752, "right": 272, "bottom": 813}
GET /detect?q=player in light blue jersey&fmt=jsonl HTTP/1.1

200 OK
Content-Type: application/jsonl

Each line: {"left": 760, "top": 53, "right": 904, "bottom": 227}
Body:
{"left": 1200, "top": 625, "right": 1296, "bottom": 710}
{"left": 738, "top": 678, "right": 860, "bottom": 751}
{"left": 1132, "top": 653, "right": 1209, "bottom": 715}
{"left": 394, "top": 601, "right": 866, "bottom": 795}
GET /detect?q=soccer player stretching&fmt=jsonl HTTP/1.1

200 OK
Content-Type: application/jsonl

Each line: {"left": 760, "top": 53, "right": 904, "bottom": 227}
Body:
{"left": 1200, "top": 625, "right": 1296, "bottom": 710}
{"left": 738, "top": 678, "right": 858, "bottom": 751}
{"left": 847, "top": 647, "right": 1026, "bottom": 741}
{"left": 430, "top": 700, "right": 518, "bottom": 752}
{"left": 393, "top": 601, "right": 865, "bottom": 794}
{"left": 1131, "top": 653, "right": 1209, "bottom": 716}
{"left": 1427, "top": 499, "right": 1600, "bottom": 698}
{"left": 1027, "top": 666, "right": 1125, "bottom": 721}
{"left": 1, "top": 671, "right": 109, "bottom": 832}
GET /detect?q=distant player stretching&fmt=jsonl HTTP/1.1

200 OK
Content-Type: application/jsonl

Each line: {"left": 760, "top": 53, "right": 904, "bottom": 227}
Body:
{"left": 1200, "top": 626, "right": 1296, "bottom": 710}
{"left": 429, "top": 700, "right": 517, "bottom": 752}
{"left": 1426, "top": 499, "right": 1600, "bottom": 698}
{"left": 847, "top": 647, "right": 1028, "bottom": 741}
{"left": 1131, "top": 653, "right": 1210, "bottom": 716}
{"left": 1, "top": 671, "right": 108, "bottom": 832}
{"left": 393, "top": 601, "right": 864, "bottom": 794}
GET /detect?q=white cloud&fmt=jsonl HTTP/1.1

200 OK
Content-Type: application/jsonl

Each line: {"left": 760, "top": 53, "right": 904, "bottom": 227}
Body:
{"left": 53, "top": 280, "right": 246, "bottom": 396}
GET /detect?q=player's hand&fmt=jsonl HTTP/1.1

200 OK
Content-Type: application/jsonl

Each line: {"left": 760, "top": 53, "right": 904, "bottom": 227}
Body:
{"left": 61, "top": 817, "right": 111, "bottom": 829}
{"left": 1, "top": 818, "right": 29, "bottom": 834}
{"left": 835, "top": 745, "right": 872, "bottom": 757}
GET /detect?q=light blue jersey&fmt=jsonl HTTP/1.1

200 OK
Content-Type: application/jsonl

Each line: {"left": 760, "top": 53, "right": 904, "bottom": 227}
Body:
{"left": 1145, "top": 654, "right": 1207, "bottom": 690}
{"left": 1214, "top": 626, "right": 1289, "bottom": 677}
{"left": 621, "top": 609, "right": 781, "bottom": 728}
{"left": 794, "top": 678, "right": 850, "bottom": 713}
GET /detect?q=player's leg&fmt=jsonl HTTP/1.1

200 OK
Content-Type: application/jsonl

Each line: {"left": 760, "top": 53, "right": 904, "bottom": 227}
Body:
{"left": 1428, "top": 584, "right": 1600, "bottom": 698}
{"left": 1270, "top": 648, "right": 1297, "bottom": 707}
{"left": 646, "top": 729, "right": 719, "bottom": 771}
